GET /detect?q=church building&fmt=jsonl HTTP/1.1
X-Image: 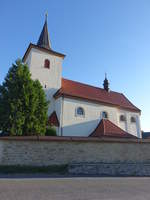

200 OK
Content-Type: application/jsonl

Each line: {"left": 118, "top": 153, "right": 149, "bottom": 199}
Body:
{"left": 22, "top": 16, "right": 141, "bottom": 138}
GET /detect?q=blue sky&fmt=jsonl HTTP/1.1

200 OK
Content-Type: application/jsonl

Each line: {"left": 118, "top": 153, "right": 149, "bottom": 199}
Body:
{"left": 0, "top": 0, "right": 150, "bottom": 131}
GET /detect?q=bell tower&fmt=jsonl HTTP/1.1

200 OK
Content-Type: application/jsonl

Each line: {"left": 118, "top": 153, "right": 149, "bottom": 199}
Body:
{"left": 22, "top": 14, "right": 65, "bottom": 100}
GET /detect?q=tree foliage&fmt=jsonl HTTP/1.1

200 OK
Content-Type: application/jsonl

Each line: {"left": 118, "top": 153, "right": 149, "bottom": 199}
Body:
{"left": 0, "top": 60, "right": 48, "bottom": 136}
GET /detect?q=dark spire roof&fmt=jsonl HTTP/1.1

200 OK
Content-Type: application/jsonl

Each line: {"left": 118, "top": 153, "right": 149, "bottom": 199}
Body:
{"left": 37, "top": 13, "right": 51, "bottom": 50}
{"left": 103, "top": 73, "right": 110, "bottom": 92}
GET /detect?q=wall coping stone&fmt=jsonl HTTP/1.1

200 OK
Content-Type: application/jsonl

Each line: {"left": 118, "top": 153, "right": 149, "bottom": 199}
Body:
{"left": 0, "top": 136, "right": 149, "bottom": 143}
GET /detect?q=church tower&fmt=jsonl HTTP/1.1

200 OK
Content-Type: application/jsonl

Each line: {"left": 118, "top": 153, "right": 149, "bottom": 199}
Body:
{"left": 22, "top": 15, "right": 65, "bottom": 101}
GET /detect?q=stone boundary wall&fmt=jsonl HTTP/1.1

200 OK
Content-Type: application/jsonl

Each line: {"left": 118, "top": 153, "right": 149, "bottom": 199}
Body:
{"left": 68, "top": 163, "right": 150, "bottom": 176}
{"left": 0, "top": 136, "right": 150, "bottom": 175}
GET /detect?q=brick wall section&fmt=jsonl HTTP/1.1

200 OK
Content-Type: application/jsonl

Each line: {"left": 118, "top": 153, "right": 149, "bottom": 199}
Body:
{"left": 0, "top": 136, "right": 150, "bottom": 167}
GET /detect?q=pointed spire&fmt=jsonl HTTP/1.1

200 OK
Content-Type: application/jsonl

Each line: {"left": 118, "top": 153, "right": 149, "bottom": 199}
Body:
{"left": 103, "top": 73, "right": 110, "bottom": 92}
{"left": 37, "top": 13, "right": 51, "bottom": 50}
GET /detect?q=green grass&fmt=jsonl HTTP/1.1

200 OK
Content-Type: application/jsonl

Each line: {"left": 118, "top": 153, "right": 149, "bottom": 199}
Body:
{"left": 0, "top": 165, "right": 68, "bottom": 174}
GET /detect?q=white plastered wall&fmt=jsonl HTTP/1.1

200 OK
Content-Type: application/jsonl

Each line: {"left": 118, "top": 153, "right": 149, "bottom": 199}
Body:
{"left": 61, "top": 97, "right": 141, "bottom": 138}
{"left": 117, "top": 109, "right": 141, "bottom": 138}
{"left": 24, "top": 47, "right": 64, "bottom": 117}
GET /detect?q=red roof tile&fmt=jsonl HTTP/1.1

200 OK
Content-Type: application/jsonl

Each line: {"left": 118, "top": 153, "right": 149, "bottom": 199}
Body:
{"left": 48, "top": 111, "right": 60, "bottom": 127}
{"left": 54, "top": 78, "right": 140, "bottom": 112}
{"left": 90, "top": 119, "right": 136, "bottom": 138}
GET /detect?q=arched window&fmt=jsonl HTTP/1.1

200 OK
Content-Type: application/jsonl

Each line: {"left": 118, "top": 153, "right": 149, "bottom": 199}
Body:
{"left": 131, "top": 116, "right": 136, "bottom": 123}
{"left": 120, "top": 115, "right": 126, "bottom": 122}
{"left": 44, "top": 59, "right": 50, "bottom": 69}
{"left": 102, "top": 111, "right": 108, "bottom": 119}
{"left": 76, "top": 107, "right": 84, "bottom": 116}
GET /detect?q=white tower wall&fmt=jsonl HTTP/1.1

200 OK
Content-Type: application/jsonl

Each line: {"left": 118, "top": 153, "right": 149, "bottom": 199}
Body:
{"left": 24, "top": 47, "right": 64, "bottom": 115}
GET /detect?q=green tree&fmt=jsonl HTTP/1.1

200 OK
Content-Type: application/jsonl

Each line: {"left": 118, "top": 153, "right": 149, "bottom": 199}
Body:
{"left": 0, "top": 60, "right": 48, "bottom": 136}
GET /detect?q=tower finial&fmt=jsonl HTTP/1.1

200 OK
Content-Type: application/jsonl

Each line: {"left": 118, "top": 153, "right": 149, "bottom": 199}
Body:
{"left": 45, "top": 12, "right": 48, "bottom": 21}
{"left": 103, "top": 73, "right": 110, "bottom": 92}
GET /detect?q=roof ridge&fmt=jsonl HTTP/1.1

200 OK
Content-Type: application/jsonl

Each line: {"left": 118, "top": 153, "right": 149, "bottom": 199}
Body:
{"left": 62, "top": 78, "right": 122, "bottom": 95}
{"left": 54, "top": 78, "right": 141, "bottom": 113}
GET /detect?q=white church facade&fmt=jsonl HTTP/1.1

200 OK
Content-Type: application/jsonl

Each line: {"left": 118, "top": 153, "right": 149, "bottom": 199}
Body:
{"left": 22, "top": 17, "right": 141, "bottom": 138}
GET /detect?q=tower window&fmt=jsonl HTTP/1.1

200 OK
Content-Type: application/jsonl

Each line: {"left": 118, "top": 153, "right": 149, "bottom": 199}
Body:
{"left": 120, "top": 115, "right": 126, "bottom": 122}
{"left": 76, "top": 107, "right": 85, "bottom": 116}
{"left": 44, "top": 59, "right": 50, "bottom": 69}
{"left": 102, "top": 111, "right": 108, "bottom": 119}
{"left": 131, "top": 116, "right": 136, "bottom": 123}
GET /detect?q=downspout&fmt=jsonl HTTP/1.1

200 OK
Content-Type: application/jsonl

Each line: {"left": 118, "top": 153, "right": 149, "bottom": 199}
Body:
{"left": 61, "top": 96, "right": 64, "bottom": 136}
{"left": 125, "top": 113, "right": 128, "bottom": 133}
{"left": 136, "top": 115, "right": 141, "bottom": 138}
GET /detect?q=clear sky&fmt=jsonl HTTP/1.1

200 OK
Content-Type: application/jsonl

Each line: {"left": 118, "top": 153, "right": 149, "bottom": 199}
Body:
{"left": 0, "top": 0, "right": 150, "bottom": 131}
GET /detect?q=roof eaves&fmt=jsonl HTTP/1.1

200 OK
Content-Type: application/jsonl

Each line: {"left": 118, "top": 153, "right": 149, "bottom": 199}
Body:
{"left": 22, "top": 43, "right": 66, "bottom": 62}
{"left": 54, "top": 91, "right": 140, "bottom": 113}
{"left": 121, "top": 93, "right": 141, "bottom": 113}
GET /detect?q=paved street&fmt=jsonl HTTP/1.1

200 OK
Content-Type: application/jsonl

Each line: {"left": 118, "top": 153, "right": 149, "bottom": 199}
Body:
{"left": 0, "top": 177, "right": 150, "bottom": 200}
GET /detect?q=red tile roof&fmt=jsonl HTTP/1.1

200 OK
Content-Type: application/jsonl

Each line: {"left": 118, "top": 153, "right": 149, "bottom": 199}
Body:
{"left": 90, "top": 119, "right": 136, "bottom": 138}
{"left": 54, "top": 78, "right": 140, "bottom": 112}
{"left": 48, "top": 111, "right": 60, "bottom": 127}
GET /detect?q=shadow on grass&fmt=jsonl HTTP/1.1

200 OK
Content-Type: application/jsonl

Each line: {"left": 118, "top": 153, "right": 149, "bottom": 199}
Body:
{"left": 0, "top": 165, "right": 68, "bottom": 174}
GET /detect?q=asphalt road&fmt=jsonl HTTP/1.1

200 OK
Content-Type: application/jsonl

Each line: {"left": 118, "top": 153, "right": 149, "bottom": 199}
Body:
{"left": 0, "top": 177, "right": 150, "bottom": 200}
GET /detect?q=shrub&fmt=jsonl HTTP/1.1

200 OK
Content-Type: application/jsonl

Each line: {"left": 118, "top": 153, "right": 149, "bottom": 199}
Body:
{"left": 45, "top": 126, "right": 57, "bottom": 136}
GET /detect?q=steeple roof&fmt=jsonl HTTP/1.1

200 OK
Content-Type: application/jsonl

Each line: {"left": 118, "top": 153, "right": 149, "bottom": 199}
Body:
{"left": 37, "top": 14, "right": 51, "bottom": 50}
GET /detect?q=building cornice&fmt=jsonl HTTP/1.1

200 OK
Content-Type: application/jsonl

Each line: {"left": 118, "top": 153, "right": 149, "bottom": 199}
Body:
{"left": 22, "top": 43, "right": 66, "bottom": 62}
